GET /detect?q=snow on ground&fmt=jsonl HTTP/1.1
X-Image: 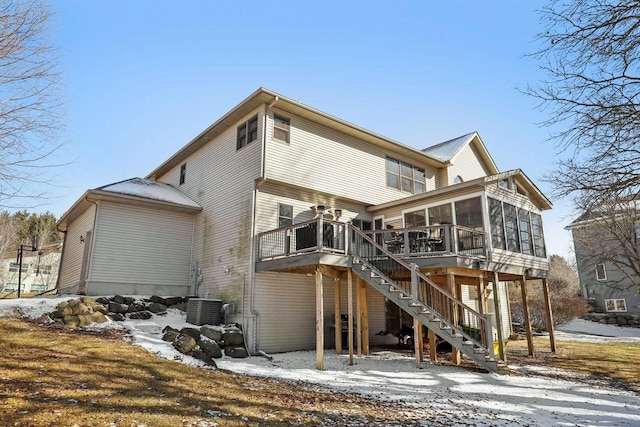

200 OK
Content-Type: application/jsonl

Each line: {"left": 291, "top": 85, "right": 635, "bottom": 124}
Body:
{"left": 1, "top": 295, "right": 639, "bottom": 426}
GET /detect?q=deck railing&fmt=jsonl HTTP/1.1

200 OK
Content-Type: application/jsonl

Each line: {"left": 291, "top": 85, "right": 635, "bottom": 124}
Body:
{"left": 364, "top": 224, "right": 486, "bottom": 258}
{"left": 256, "top": 221, "right": 486, "bottom": 262}
{"left": 256, "top": 218, "right": 346, "bottom": 260}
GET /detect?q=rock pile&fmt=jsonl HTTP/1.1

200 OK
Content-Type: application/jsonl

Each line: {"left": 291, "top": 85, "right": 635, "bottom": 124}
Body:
{"left": 582, "top": 312, "right": 640, "bottom": 328}
{"left": 49, "top": 297, "right": 110, "bottom": 328}
{"left": 47, "top": 295, "right": 249, "bottom": 366}
{"left": 162, "top": 323, "right": 248, "bottom": 367}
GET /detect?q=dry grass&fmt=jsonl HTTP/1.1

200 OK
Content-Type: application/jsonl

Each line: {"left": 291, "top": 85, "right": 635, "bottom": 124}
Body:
{"left": 506, "top": 335, "right": 640, "bottom": 392}
{"left": 0, "top": 315, "right": 410, "bottom": 426}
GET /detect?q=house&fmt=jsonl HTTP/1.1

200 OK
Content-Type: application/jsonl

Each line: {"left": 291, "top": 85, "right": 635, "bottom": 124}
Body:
{"left": 56, "top": 88, "right": 554, "bottom": 372}
{"left": 1, "top": 247, "right": 61, "bottom": 295}
{"left": 567, "top": 201, "right": 640, "bottom": 316}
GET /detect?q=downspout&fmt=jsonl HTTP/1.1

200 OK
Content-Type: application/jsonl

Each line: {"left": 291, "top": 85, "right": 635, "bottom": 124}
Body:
{"left": 82, "top": 195, "right": 100, "bottom": 294}
{"left": 246, "top": 99, "right": 277, "bottom": 353}
{"left": 53, "top": 225, "right": 66, "bottom": 294}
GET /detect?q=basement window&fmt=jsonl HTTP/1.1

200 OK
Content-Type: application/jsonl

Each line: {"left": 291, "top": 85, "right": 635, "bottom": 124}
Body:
{"left": 605, "top": 298, "right": 627, "bottom": 312}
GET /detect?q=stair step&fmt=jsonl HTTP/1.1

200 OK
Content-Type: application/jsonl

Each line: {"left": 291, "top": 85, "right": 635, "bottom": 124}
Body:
{"left": 398, "top": 295, "right": 412, "bottom": 300}
{"left": 439, "top": 325, "right": 451, "bottom": 331}
{"left": 462, "top": 341, "right": 474, "bottom": 346}
{"left": 473, "top": 347, "right": 486, "bottom": 354}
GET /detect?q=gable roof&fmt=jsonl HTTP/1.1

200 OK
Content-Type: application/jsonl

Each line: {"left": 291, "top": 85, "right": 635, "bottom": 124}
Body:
{"left": 57, "top": 178, "right": 201, "bottom": 231}
{"left": 147, "top": 87, "right": 449, "bottom": 180}
{"left": 422, "top": 131, "right": 499, "bottom": 175}
{"left": 96, "top": 178, "right": 200, "bottom": 208}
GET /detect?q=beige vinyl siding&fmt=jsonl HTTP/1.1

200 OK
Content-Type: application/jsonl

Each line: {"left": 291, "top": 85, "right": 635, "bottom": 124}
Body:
{"left": 156, "top": 108, "right": 264, "bottom": 308}
{"left": 447, "top": 143, "right": 492, "bottom": 186}
{"left": 265, "top": 110, "right": 438, "bottom": 205}
{"left": 254, "top": 272, "right": 391, "bottom": 353}
{"left": 57, "top": 205, "right": 96, "bottom": 293}
{"left": 255, "top": 181, "right": 370, "bottom": 234}
{"left": 87, "top": 201, "right": 195, "bottom": 295}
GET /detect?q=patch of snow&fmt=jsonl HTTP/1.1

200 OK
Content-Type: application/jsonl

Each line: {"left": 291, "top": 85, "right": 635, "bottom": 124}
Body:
{"left": 556, "top": 318, "right": 640, "bottom": 343}
{"left": 2, "top": 297, "right": 639, "bottom": 426}
{"left": 98, "top": 178, "right": 200, "bottom": 208}
{"left": 422, "top": 133, "right": 475, "bottom": 161}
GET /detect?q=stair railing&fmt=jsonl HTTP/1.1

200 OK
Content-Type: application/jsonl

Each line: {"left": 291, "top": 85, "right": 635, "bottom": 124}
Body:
{"left": 351, "top": 225, "right": 494, "bottom": 356}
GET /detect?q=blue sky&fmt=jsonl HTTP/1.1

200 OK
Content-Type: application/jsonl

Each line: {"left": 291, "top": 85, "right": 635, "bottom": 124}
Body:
{"left": 43, "top": 0, "right": 574, "bottom": 257}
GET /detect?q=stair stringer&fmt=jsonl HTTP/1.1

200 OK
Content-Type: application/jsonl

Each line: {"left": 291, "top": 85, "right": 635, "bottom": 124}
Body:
{"left": 351, "top": 257, "right": 500, "bottom": 373}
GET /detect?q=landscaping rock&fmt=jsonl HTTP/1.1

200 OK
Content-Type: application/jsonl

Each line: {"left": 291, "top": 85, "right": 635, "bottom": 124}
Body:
{"left": 63, "top": 315, "right": 80, "bottom": 328}
{"left": 89, "top": 312, "right": 108, "bottom": 323}
{"left": 191, "top": 349, "right": 217, "bottom": 367}
{"left": 180, "top": 327, "right": 201, "bottom": 341}
{"left": 113, "top": 295, "right": 126, "bottom": 304}
{"left": 127, "top": 302, "right": 147, "bottom": 313}
{"left": 200, "top": 325, "right": 224, "bottom": 342}
{"left": 147, "top": 302, "right": 167, "bottom": 313}
{"left": 197, "top": 338, "right": 222, "bottom": 359}
{"left": 222, "top": 330, "right": 244, "bottom": 347}
{"left": 128, "top": 311, "right": 153, "bottom": 320}
{"left": 109, "top": 313, "right": 125, "bottom": 321}
{"left": 123, "top": 296, "right": 136, "bottom": 305}
{"left": 616, "top": 316, "right": 628, "bottom": 325}
{"left": 108, "top": 302, "right": 128, "bottom": 314}
{"left": 224, "top": 347, "right": 248, "bottom": 358}
{"left": 95, "top": 297, "right": 110, "bottom": 305}
{"left": 164, "top": 296, "right": 183, "bottom": 307}
{"left": 173, "top": 334, "right": 197, "bottom": 354}
{"left": 606, "top": 317, "right": 618, "bottom": 324}
{"left": 162, "top": 327, "right": 180, "bottom": 342}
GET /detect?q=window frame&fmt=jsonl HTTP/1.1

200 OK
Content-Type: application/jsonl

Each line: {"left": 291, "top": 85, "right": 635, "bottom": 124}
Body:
{"left": 604, "top": 298, "right": 627, "bottom": 312}
{"left": 8, "top": 262, "right": 28, "bottom": 272}
{"left": 179, "top": 163, "right": 186, "bottom": 186}
{"left": 385, "top": 156, "right": 425, "bottom": 195}
{"left": 237, "top": 115, "right": 259, "bottom": 150}
{"left": 278, "top": 203, "right": 293, "bottom": 228}
{"left": 273, "top": 114, "right": 290, "bottom": 143}
{"left": 595, "top": 263, "right": 607, "bottom": 281}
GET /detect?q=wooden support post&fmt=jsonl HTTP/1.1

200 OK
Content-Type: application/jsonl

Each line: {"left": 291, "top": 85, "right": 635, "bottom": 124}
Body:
{"left": 542, "top": 278, "right": 556, "bottom": 353}
{"left": 447, "top": 271, "right": 461, "bottom": 365}
{"left": 334, "top": 276, "right": 341, "bottom": 354}
{"left": 413, "top": 317, "right": 423, "bottom": 367}
{"left": 315, "top": 267, "right": 324, "bottom": 370}
{"left": 429, "top": 328, "right": 437, "bottom": 362}
{"left": 356, "top": 275, "right": 363, "bottom": 357}
{"left": 492, "top": 271, "right": 506, "bottom": 362}
{"left": 360, "top": 278, "right": 370, "bottom": 355}
{"left": 347, "top": 269, "right": 354, "bottom": 365}
{"left": 520, "top": 275, "right": 535, "bottom": 357}
{"left": 478, "top": 276, "right": 486, "bottom": 315}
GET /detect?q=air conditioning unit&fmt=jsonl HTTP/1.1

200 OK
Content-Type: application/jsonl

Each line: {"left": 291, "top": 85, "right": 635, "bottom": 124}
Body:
{"left": 186, "top": 298, "right": 223, "bottom": 326}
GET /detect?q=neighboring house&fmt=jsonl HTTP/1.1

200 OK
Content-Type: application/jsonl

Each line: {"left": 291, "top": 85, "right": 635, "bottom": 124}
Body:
{"left": 56, "top": 88, "right": 553, "bottom": 372}
{"left": 567, "top": 204, "right": 640, "bottom": 315}
{"left": 1, "top": 247, "right": 61, "bottom": 294}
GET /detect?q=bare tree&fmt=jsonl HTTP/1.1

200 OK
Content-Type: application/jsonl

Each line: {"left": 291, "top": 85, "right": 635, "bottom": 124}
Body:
{"left": 510, "top": 255, "right": 586, "bottom": 329}
{"left": 526, "top": 0, "right": 640, "bottom": 207}
{"left": 0, "top": 0, "right": 63, "bottom": 207}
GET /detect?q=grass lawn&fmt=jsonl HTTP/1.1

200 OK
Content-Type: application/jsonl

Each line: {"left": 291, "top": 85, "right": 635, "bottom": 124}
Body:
{"left": 506, "top": 335, "right": 640, "bottom": 392}
{"left": 0, "top": 316, "right": 408, "bottom": 426}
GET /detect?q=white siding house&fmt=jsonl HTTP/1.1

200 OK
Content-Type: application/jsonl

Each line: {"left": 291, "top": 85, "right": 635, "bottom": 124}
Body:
{"left": 57, "top": 88, "right": 553, "bottom": 371}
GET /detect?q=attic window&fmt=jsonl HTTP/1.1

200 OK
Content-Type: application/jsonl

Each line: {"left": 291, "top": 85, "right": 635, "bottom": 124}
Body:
{"left": 237, "top": 115, "right": 258, "bottom": 150}
{"left": 453, "top": 175, "right": 463, "bottom": 184}
{"left": 498, "top": 178, "right": 511, "bottom": 190}
{"left": 179, "top": 163, "right": 186, "bottom": 185}
{"left": 273, "top": 115, "right": 290, "bottom": 143}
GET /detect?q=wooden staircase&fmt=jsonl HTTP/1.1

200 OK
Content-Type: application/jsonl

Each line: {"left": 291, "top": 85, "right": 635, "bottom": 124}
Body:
{"left": 350, "top": 226, "right": 504, "bottom": 373}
